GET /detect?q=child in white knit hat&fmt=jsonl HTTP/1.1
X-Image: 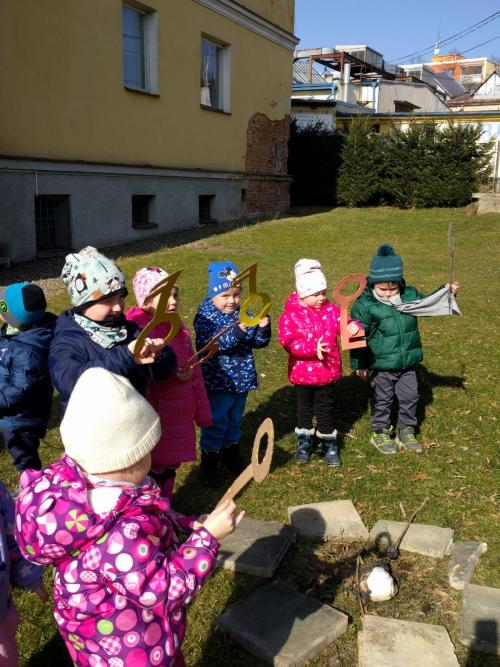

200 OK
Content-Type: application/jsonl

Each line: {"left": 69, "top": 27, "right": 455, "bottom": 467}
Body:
{"left": 278, "top": 259, "right": 360, "bottom": 466}
{"left": 15, "top": 367, "right": 243, "bottom": 667}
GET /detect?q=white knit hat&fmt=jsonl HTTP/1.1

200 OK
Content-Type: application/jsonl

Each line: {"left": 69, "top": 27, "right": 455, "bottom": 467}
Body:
{"left": 60, "top": 368, "right": 161, "bottom": 474}
{"left": 294, "top": 259, "right": 327, "bottom": 298}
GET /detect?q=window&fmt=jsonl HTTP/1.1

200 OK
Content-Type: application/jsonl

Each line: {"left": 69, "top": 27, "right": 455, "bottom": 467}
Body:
{"left": 34, "top": 195, "right": 71, "bottom": 253}
{"left": 199, "top": 195, "right": 216, "bottom": 224}
{"left": 122, "top": 4, "right": 158, "bottom": 93}
{"left": 201, "top": 37, "right": 230, "bottom": 111}
{"left": 132, "top": 195, "right": 157, "bottom": 229}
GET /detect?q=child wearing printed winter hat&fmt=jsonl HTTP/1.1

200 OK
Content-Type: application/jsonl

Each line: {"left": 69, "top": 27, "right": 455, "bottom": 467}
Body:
{"left": 278, "top": 259, "right": 360, "bottom": 466}
{"left": 125, "top": 266, "right": 212, "bottom": 499}
{"left": 49, "top": 246, "right": 176, "bottom": 413}
{"left": 15, "top": 367, "right": 243, "bottom": 667}
{"left": 350, "top": 243, "right": 459, "bottom": 454}
{"left": 193, "top": 261, "right": 271, "bottom": 488}
{"left": 0, "top": 282, "right": 57, "bottom": 472}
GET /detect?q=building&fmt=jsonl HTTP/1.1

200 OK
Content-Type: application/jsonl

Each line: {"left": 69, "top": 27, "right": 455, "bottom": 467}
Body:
{"left": 0, "top": 0, "right": 297, "bottom": 262}
{"left": 403, "top": 54, "right": 498, "bottom": 94}
{"left": 448, "top": 70, "right": 500, "bottom": 112}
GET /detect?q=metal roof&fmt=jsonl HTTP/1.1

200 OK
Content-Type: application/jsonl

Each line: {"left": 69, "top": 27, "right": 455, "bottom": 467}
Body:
{"left": 293, "top": 60, "right": 327, "bottom": 85}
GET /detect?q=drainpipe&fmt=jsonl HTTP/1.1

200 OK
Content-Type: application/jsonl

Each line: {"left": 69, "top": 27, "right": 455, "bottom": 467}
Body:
{"left": 371, "top": 80, "right": 377, "bottom": 111}
{"left": 343, "top": 63, "right": 351, "bottom": 102}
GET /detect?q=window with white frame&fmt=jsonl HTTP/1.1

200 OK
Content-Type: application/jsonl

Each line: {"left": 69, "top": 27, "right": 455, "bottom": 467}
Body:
{"left": 201, "top": 37, "right": 230, "bottom": 111}
{"left": 122, "top": 4, "right": 158, "bottom": 93}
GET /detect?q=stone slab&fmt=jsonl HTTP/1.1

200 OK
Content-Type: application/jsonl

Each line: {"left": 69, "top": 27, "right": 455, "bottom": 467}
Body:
{"left": 217, "top": 580, "right": 348, "bottom": 666}
{"left": 288, "top": 500, "right": 369, "bottom": 542}
{"left": 216, "top": 517, "right": 296, "bottom": 578}
{"left": 448, "top": 541, "right": 487, "bottom": 590}
{"left": 460, "top": 583, "right": 500, "bottom": 655}
{"left": 358, "top": 614, "right": 459, "bottom": 666}
{"left": 370, "top": 520, "right": 454, "bottom": 558}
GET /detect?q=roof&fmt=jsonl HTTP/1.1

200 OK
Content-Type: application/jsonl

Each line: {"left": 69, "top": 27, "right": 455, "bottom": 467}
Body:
{"left": 432, "top": 70, "right": 467, "bottom": 98}
{"left": 292, "top": 60, "right": 327, "bottom": 85}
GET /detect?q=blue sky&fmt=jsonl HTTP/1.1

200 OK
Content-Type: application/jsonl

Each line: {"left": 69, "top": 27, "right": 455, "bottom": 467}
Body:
{"left": 294, "top": 1, "right": 500, "bottom": 64}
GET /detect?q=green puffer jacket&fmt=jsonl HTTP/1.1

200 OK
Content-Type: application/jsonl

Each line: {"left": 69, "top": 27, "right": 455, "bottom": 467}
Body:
{"left": 350, "top": 284, "right": 424, "bottom": 371}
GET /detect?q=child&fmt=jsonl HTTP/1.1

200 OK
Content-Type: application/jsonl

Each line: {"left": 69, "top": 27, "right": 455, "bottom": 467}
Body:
{"left": 194, "top": 261, "right": 271, "bottom": 488}
{"left": 351, "top": 243, "right": 459, "bottom": 454}
{"left": 0, "top": 282, "right": 56, "bottom": 472}
{"left": 0, "top": 480, "right": 46, "bottom": 666}
{"left": 15, "top": 367, "right": 243, "bottom": 667}
{"left": 278, "top": 259, "right": 360, "bottom": 466}
{"left": 126, "top": 266, "right": 212, "bottom": 498}
{"left": 49, "top": 246, "right": 176, "bottom": 413}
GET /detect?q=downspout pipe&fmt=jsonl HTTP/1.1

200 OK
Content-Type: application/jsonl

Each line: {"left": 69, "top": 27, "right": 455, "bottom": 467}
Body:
{"left": 343, "top": 63, "right": 351, "bottom": 102}
{"left": 371, "top": 80, "right": 377, "bottom": 111}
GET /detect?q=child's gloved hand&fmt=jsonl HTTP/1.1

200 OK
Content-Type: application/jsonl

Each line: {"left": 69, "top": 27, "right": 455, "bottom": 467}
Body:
{"left": 355, "top": 369, "right": 369, "bottom": 380}
{"left": 317, "top": 335, "right": 330, "bottom": 360}
{"left": 32, "top": 585, "right": 48, "bottom": 603}
{"left": 201, "top": 499, "right": 245, "bottom": 541}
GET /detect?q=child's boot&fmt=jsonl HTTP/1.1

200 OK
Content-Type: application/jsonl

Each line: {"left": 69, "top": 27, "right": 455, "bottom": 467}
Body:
{"left": 396, "top": 426, "right": 423, "bottom": 453}
{"left": 294, "top": 428, "right": 314, "bottom": 463}
{"left": 200, "top": 450, "right": 221, "bottom": 488}
{"left": 221, "top": 442, "right": 245, "bottom": 475}
{"left": 370, "top": 427, "right": 398, "bottom": 454}
{"left": 317, "top": 430, "right": 341, "bottom": 467}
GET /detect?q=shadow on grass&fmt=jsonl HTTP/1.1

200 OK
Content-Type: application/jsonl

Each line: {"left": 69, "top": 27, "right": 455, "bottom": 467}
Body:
{"left": 25, "top": 632, "right": 72, "bottom": 667}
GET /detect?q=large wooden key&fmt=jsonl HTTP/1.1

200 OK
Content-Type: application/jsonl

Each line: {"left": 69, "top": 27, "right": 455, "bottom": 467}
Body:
{"left": 332, "top": 273, "right": 367, "bottom": 351}
{"left": 218, "top": 418, "right": 274, "bottom": 506}
{"left": 232, "top": 262, "right": 271, "bottom": 326}
{"left": 186, "top": 321, "right": 239, "bottom": 368}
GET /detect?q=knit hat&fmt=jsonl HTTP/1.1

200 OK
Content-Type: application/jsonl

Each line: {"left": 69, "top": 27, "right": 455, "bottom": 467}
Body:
{"left": 60, "top": 368, "right": 161, "bottom": 474}
{"left": 294, "top": 259, "right": 327, "bottom": 298}
{"left": 0, "top": 282, "right": 47, "bottom": 328}
{"left": 368, "top": 243, "right": 404, "bottom": 286}
{"left": 61, "top": 246, "right": 127, "bottom": 308}
{"left": 208, "top": 261, "right": 240, "bottom": 296}
{"left": 132, "top": 266, "right": 169, "bottom": 308}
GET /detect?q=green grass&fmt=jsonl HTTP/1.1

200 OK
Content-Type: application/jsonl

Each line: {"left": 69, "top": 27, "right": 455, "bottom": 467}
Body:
{"left": 4, "top": 207, "right": 499, "bottom": 666}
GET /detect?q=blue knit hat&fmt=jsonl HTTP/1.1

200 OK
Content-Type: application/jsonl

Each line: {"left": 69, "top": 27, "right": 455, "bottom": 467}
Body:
{"left": 369, "top": 244, "right": 404, "bottom": 286}
{"left": 0, "top": 282, "right": 47, "bottom": 328}
{"left": 208, "top": 261, "right": 240, "bottom": 296}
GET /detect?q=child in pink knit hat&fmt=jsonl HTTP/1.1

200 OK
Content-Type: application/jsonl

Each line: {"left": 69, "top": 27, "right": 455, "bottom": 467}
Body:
{"left": 126, "top": 267, "right": 212, "bottom": 498}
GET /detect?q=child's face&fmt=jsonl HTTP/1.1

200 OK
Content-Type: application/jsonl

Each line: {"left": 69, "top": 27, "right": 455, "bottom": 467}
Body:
{"left": 148, "top": 287, "right": 179, "bottom": 314}
{"left": 373, "top": 282, "right": 400, "bottom": 298}
{"left": 212, "top": 287, "right": 241, "bottom": 314}
{"left": 83, "top": 294, "right": 125, "bottom": 322}
{"left": 299, "top": 290, "right": 327, "bottom": 309}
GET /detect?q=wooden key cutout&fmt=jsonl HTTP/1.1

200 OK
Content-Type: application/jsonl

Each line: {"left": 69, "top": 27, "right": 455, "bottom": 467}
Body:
{"left": 218, "top": 418, "right": 274, "bottom": 506}
{"left": 332, "top": 273, "right": 367, "bottom": 351}
{"left": 186, "top": 322, "right": 238, "bottom": 368}
{"left": 232, "top": 262, "right": 271, "bottom": 326}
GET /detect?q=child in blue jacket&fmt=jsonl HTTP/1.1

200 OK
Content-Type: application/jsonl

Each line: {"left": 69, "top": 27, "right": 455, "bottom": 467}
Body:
{"left": 0, "top": 282, "right": 56, "bottom": 472}
{"left": 194, "top": 261, "right": 271, "bottom": 488}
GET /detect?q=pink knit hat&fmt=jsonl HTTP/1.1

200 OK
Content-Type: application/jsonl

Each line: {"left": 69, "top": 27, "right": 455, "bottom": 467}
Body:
{"left": 132, "top": 266, "right": 169, "bottom": 307}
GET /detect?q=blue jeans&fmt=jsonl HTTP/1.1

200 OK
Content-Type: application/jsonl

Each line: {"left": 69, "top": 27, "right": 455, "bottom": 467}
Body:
{"left": 200, "top": 392, "right": 248, "bottom": 453}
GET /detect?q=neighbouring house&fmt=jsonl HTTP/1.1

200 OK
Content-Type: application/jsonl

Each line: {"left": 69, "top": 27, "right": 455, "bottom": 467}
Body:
{"left": 403, "top": 54, "right": 499, "bottom": 94}
{"left": 448, "top": 70, "right": 500, "bottom": 112}
{"left": 0, "top": 0, "right": 297, "bottom": 262}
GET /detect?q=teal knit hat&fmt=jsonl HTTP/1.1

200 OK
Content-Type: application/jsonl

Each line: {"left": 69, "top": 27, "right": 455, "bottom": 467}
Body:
{"left": 369, "top": 244, "right": 404, "bottom": 286}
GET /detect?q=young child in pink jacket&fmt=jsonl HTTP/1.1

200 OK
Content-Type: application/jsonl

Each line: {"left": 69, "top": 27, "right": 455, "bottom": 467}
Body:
{"left": 126, "top": 267, "right": 211, "bottom": 498}
{"left": 278, "top": 259, "right": 360, "bottom": 467}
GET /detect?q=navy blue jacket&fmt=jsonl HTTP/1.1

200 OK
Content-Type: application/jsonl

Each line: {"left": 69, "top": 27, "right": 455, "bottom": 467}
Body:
{"left": 194, "top": 297, "right": 271, "bottom": 393}
{"left": 0, "top": 314, "right": 57, "bottom": 435}
{"left": 49, "top": 310, "right": 177, "bottom": 413}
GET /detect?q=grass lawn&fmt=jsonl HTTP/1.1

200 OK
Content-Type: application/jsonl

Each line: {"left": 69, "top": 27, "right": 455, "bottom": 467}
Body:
{"left": 3, "top": 207, "right": 498, "bottom": 666}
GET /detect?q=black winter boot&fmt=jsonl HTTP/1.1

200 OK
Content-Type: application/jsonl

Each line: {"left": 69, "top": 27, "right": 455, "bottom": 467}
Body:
{"left": 220, "top": 442, "right": 245, "bottom": 475}
{"left": 200, "top": 451, "right": 221, "bottom": 489}
{"left": 295, "top": 427, "right": 314, "bottom": 463}
{"left": 317, "top": 430, "right": 341, "bottom": 466}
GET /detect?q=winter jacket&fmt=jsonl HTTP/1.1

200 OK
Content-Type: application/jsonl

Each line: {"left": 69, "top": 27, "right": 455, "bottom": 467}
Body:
{"left": 350, "top": 284, "right": 424, "bottom": 371}
{"left": 194, "top": 297, "right": 271, "bottom": 393}
{"left": 15, "top": 455, "right": 219, "bottom": 667}
{"left": 49, "top": 310, "right": 177, "bottom": 413}
{"left": 0, "top": 481, "right": 42, "bottom": 620}
{"left": 278, "top": 293, "right": 356, "bottom": 386}
{"left": 0, "top": 314, "right": 56, "bottom": 435}
{"left": 125, "top": 307, "right": 212, "bottom": 467}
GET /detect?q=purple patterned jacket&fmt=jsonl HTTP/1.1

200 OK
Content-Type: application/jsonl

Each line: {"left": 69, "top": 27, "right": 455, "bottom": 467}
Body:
{"left": 15, "top": 455, "right": 219, "bottom": 666}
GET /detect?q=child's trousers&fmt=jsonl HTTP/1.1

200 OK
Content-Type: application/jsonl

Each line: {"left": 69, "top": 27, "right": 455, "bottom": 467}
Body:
{"left": 200, "top": 391, "right": 248, "bottom": 452}
{"left": 370, "top": 368, "right": 418, "bottom": 431}
{"left": 296, "top": 383, "right": 336, "bottom": 433}
{"left": 2, "top": 430, "right": 42, "bottom": 472}
{"left": 0, "top": 601, "right": 20, "bottom": 666}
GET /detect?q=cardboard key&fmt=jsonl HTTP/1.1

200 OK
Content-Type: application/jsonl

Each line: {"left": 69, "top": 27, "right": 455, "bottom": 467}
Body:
{"left": 186, "top": 321, "right": 239, "bottom": 368}
{"left": 218, "top": 418, "right": 274, "bottom": 506}
{"left": 232, "top": 262, "right": 271, "bottom": 326}
{"left": 332, "top": 273, "right": 367, "bottom": 351}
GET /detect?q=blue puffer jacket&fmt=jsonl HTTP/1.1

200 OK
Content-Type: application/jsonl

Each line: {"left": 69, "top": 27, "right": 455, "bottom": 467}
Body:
{"left": 49, "top": 310, "right": 177, "bottom": 413}
{"left": 0, "top": 314, "right": 56, "bottom": 435}
{"left": 194, "top": 297, "right": 271, "bottom": 393}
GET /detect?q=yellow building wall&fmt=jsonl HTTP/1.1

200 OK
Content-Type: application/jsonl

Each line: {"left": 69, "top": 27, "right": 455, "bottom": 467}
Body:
{"left": 239, "top": 0, "right": 295, "bottom": 33}
{"left": 0, "top": 0, "right": 295, "bottom": 172}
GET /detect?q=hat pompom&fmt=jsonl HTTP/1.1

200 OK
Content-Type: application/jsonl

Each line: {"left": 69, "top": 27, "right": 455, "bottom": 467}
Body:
{"left": 377, "top": 243, "right": 395, "bottom": 257}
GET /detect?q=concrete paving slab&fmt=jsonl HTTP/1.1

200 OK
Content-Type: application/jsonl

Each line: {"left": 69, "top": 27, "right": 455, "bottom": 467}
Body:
{"left": 448, "top": 541, "right": 487, "bottom": 590}
{"left": 218, "top": 580, "right": 348, "bottom": 666}
{"left": 358, "top": 614, "right": 459, "bottom": 666}
{"left": 217, "top": 517, "right": 296, "bottom": 578}
{"left": 460, "top": 583, "right": 500, "bottom": 655}
{"left": 288, "top": 500, "right": 369, "bottom": 542}
{"left": 370, "top": 520, "right": 454, "bottom": 558}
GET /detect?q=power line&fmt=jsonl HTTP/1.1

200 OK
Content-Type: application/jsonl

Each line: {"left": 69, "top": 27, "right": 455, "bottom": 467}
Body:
{"left": 460, "top": 34, "right": 499, "bottom": 55}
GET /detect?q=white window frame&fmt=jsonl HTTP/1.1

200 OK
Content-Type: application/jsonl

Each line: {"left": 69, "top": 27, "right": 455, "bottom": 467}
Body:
{"left": 200, "top": 36, "right": 231, "bottom": 112}
{"left": 122, "top": 3, "right": 158, "bottom": 94}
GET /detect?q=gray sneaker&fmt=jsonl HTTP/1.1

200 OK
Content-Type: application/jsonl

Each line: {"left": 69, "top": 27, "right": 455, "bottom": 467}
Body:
{"left": 370, "top": 428, "right": 398, "bottom": 455}
{"left": 396, "top": 426, "right": 423, "bottom": 453}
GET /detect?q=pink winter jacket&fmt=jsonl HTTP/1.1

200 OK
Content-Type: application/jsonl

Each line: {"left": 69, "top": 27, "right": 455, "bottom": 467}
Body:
{"left": 125, "top": 307, "right": 212, "bottom": 468}
{"left": 278, "top": 292, "right": 357, "bottom": 386}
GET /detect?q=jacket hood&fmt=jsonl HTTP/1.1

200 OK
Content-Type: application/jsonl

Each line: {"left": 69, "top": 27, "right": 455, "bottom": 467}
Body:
{"left": 3, "top": 312, "right": 57, "bottom": 351}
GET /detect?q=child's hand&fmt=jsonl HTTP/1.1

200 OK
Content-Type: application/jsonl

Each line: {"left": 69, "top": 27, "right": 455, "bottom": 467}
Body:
{"left": 347, "top": 322, "right": 360, "bottom": 337}
{"left": 176, "top": 365, "right": 193, "bottom": 382}
{"left": 239, "top": 322, "right": 249, "bottom": 333}
{"left": 128, "top": 337, "right": 165, "bottom": 363}
{"left": 355, "top": 369, "right": 369, "bottom": 380}
{"left": 258, "top": 316, "right": 270, "bottom": 328}
{"left": 317, "top": 335, "right": 330, "bottom": 360}
{"left": 192, "top": 514, "right": 209, "bottom": 531}
{"left": 450, "top": 282, "right": 459, "bottom": 295}
{"left": 32, "top": 585, "right": 48, "bottom": 603}
{"left": 202, "top": 499, "right": 245, "bottom": 541}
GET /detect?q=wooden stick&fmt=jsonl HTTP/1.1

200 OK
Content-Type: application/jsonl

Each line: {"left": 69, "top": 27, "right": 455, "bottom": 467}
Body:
{"left": 394, "top": 496, "right": 429, "bottom": 551}
{"left": 356, "top": 554, "right": 365, "bottom": 617}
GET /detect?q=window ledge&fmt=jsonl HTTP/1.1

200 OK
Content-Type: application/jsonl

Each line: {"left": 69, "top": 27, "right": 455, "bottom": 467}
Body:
{"left": 124, "top": 85, "right": 160, "bottom": 98}
{"left": 200, "top": 104, "right": 231, "bottom": 115}
{"left": 132, "top": 222, "right": 158, "bottom": 230}
{"left": 199, "top": 218, "right": 218, "bottom": 225}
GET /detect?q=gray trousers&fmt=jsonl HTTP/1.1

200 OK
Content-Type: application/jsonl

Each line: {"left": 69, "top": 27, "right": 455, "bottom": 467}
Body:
{"left": 370, "top": 368, "right": 418, "bottom": 431}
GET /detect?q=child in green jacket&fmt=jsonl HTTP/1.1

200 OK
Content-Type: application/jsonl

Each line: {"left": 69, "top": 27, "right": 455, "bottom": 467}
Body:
{"left": 351, "top": 244, "right": 458, "bottom": 454}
